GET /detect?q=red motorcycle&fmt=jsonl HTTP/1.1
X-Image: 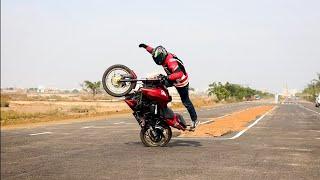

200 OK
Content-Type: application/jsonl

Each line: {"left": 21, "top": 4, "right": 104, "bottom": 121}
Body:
{"left": 102, "top": 64, "right": 189, "bottom": 147}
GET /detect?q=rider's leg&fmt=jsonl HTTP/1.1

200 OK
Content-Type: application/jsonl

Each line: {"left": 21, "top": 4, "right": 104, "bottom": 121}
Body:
{"left": 176, "top": 84, "right": 198, "bottom": 122}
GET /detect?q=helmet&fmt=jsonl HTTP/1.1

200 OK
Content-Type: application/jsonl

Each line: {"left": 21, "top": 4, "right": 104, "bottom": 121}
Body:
{"left": 152, "top": 46, "right": 168, "bottom": 65}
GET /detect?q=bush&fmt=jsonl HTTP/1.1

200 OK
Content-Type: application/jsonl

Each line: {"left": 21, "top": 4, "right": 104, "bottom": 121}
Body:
{"left": 0, "top": 96, "right": 10, "bottom": 107}
{"left": 1, "top": 100, "right": 9, "bottom": 107}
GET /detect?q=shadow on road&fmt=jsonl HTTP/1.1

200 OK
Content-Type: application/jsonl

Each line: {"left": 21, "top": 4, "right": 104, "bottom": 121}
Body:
{"left": 124, "top": 140, "right": 202, "bottom": 147}
{"left": 167, "top": 140, "right": 202, "bottom": 147}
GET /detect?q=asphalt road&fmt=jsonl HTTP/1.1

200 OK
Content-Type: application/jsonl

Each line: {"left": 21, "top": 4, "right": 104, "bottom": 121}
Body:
{"left": 1, "top": 101, "right": 320, "bottom": 180}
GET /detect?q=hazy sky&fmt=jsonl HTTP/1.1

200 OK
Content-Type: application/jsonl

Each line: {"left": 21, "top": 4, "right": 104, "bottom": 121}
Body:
{"left": 1, "top": 0, "right": 320, "bottom": 93}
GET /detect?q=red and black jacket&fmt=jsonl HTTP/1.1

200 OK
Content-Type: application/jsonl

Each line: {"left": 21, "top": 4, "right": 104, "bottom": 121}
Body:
{"left": 145, "top": 45, "right": 189, "bottom": 87}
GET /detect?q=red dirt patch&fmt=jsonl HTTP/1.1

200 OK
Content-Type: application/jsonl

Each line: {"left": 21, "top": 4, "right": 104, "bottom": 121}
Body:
{"left": 180, "top": 105, "right": 274, "bottom": 137}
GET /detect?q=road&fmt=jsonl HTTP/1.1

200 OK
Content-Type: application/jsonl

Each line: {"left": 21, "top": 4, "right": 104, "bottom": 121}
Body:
{"left": 1, "top": 101, "right": 320, "bottom": 180}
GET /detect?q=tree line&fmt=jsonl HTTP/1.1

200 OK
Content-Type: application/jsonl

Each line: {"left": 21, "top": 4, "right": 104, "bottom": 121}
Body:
{"left": 208, "top": 82, "right": 272, "bottom": 102}
{"left": 81, "top": 80, "right": 272, "bottom": 101}
{"left": 301, "top": 73, "right": 320, "bottom": 101}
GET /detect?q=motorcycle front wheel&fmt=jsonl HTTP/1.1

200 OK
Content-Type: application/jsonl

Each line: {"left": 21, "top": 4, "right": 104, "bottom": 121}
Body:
{"left": 102, "top": 64, "right": 137, "bottom": 97}
{"left": 140, "top": 124, "right": 172, "bottom": 147}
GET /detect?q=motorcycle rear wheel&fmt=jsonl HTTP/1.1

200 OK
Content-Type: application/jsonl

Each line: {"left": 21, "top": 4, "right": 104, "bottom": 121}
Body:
{"left": 102, "top": 64, "right": 136, "bottom": 97}
{"left": 140, "top": 124, "right": 172, "bottom": 147}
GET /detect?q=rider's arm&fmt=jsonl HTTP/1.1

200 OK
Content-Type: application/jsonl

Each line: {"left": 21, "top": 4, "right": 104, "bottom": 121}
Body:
{"left": 145, "top": 46, "right": 153, "bottom": 54}
{"left": 139, "top": 43, "right": 153, "bottom": 54}
{"left": 167, "top": 59, "right": 183, "bottom": 81}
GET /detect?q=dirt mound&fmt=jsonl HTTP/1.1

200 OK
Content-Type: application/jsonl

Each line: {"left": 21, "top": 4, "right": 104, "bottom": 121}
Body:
{"left": 180, "top": 105, "right": 274, "bottom": 137}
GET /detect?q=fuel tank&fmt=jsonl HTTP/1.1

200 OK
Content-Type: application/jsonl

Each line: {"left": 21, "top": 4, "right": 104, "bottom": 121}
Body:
{"left": 140, "top": 87, "right": 171, "bottom": 103}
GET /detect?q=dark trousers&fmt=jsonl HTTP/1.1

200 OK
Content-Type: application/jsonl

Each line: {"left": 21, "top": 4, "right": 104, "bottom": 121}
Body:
{"left": 176, "top": 84, "right": 198, "bottom": 122}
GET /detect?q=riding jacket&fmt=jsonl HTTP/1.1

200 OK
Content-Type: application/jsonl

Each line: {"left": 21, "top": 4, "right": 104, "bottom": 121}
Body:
{"left": 144, "top": 45, "right": 189, "bottom": 88}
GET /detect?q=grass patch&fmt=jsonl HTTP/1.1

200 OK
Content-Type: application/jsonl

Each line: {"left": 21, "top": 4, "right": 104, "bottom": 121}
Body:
{"left": 0, "top": 108, "right": 131, "bottom": 127}
{"left": 1, "top": 96, "right": 10, "bottom": 107}
{"left": 1, "top": 109, "right": 64, "bottom": 126}
{"left": 171, "top": 96, "right": 215, "bottom": 109}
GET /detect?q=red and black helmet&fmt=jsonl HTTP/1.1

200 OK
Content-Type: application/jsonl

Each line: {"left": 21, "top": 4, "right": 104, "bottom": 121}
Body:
{"left": 152, "top": 46, "right": 168, "bottom": 65}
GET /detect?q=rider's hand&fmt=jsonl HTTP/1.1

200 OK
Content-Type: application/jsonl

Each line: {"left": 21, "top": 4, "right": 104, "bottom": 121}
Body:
{"left": 138, "top": 43, "right": 147, "bottom": 48}
{"left": 160, "top": 76, "right": 173, "bottom": 87}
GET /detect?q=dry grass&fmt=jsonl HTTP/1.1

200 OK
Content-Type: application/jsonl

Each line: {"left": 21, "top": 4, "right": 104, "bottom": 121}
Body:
{"left": 1, "top": 96, "right": 10, "bottom": 107}
{"left": 1, "top": 92, "right": 114, "bottom": 102}
{"left": 1, "top": 107, "right": 131, "bottom": 126}
{"left": 171, "top": 96, "right": 216, "bottom": 109}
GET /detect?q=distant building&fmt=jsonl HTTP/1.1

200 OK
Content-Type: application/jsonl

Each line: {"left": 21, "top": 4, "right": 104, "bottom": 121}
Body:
{"left": 1, "top": 87, "right": 27, "bottom": 93}
{"left": 37, "top": 86, "right": 45, "bottom": 93}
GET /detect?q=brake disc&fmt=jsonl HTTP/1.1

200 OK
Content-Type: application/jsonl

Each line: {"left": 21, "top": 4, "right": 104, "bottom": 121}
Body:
{"left": 111, "top": 75, "right": 122, "bottom": 87}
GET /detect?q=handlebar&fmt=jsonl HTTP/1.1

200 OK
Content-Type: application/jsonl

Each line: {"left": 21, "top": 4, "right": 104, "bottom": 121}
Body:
{"left": 119, "top": 74, "right": 168, "bottom": 87}
{"left": 119, "top": 79, "right": 161, "bottom": 82}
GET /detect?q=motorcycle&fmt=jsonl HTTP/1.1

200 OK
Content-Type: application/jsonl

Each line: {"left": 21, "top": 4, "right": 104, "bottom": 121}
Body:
{"left": 102, "top": 64, "right": 190, "bottom": 147}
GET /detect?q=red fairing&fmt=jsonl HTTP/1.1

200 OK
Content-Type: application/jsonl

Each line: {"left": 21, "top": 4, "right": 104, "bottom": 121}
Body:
{"left": 141, "top": 87, "right": 170, "bottom": 104}
{"left": 125, "top": 99, "right": 137, "bottom": 110}
{"left": 166, "top": 114, "right": 185, "bottom": 130}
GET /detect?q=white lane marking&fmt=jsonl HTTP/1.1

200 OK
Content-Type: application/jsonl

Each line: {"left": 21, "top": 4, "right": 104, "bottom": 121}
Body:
{"left": 113, "top": 122, "right": 126, "bottom": 125}
{"left": 59, "top": 133, "right": 72, "bottom": 135}
{"left": 298, "top": 105, "right": 320, "bottom": 115}
{"left": 307, "top": 130, "right": 320, "bottom": 132}
{"left": 200, "top": 114, "right": 230, "bottom": 125}
{"left": 229, "top": 106, "right": 277, "bottom": 140}
{"left": 81, "top": 126, "right": 94, "bottom": 129}
{"left": 271, "top": 147, "right": 290, "bottom": 150}
{"left": 113, "top": 122, "right": 135, "bottom": 125}
{"left": 29, "top": 132, "right": 52, "bottom": 136}
{"left": 295, "top": 148, "right": 312, "bottom": 152}
{"left": 286, "top": 163, "right": 301, "bottom": 166}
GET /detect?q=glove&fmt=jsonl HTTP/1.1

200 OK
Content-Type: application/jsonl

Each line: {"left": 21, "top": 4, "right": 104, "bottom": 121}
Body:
{"left": 160, "top": 75, "right": 173, "bottom": 87}
{"left": 138, "top": 43, "right": 147, "bottom": 48}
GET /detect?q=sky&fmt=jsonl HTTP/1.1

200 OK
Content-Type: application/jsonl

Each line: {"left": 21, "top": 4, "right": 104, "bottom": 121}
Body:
{"left": 1, "top": 0, "right": 320, "bottom": 93}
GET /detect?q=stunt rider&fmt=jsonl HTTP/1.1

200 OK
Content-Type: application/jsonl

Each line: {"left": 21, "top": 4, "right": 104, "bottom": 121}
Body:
{"left": 139, "top": 43, "right": 199, "bottom": 129}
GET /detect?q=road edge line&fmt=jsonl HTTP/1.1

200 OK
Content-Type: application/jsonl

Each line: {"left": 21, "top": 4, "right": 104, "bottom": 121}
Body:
{"left": 298, "top": 105, "right": 320, "bottom": 116}
{"left": 228, "top": 106, "right": 277, "bottom": 140}
{"left": 29, "top": 132, "right": 53, "bottom": 136}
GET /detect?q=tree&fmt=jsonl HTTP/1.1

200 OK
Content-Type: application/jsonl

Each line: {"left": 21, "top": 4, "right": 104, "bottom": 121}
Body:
{"left": 302, "top": 73, "right": 320, "bottom": 101}
{"left": 71, "top": 89, "right": 80, "bottom": 94}
{"left": 83, "top": 81, "right": 101, "bottom": 96}
{"left": 208, "top": 82, "right": 230, "bottom": 101}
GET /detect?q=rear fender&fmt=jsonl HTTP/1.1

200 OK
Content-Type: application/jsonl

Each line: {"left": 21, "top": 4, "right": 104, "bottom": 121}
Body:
{"left": 165, "top": 114, "right": 186, "bottom": 130}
